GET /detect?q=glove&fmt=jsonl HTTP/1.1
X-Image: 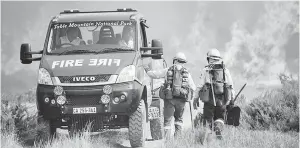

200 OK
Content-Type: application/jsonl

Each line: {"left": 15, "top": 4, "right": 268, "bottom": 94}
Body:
{"left": 226, "top": 100, "right": 234, "bottom": 110}
{"left": 144, "top": 66, "right": 151, "bottom": 73}
{"left": 143, "top": 62, "right": 152, "bottom": 73}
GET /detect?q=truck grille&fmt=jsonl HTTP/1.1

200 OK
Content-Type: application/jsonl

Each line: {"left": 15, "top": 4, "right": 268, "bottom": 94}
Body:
{"left": 68, "top": 114, "right": 129, "bottom": 132}
{"left": 58, "top": 75, "right": 111, "bottom": 83}
{"left": 67, "top": 96, "right": 99, "bottom": 106}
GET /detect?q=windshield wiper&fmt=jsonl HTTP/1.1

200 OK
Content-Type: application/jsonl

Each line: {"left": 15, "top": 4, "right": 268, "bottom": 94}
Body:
{"left": 58, "top": 48, "right": 134, "bottom": 55}
{"left": 101, "top": 48, "right": 135, "bottom": 53}
{"left": 58, "top": 49, "right": 98, "bottom": 55}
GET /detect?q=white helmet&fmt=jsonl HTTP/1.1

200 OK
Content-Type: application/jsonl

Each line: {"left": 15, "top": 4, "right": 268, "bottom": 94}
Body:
{"left": 207, "top": 48, "right": 222, "bottom": 60}
{"left": 173, "top": 52, "right": 187, "bottom": 63}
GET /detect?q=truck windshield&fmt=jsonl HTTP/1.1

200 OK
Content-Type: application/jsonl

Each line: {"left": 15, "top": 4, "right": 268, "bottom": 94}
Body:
{"left": 46, "top": 21, "right": 136, "bottom": 55}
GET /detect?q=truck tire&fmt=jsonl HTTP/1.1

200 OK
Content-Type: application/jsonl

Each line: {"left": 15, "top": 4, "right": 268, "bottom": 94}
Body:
{"left": 36, "top": 117, "right": 57, "bottom": 142}
{"left": 150, "top": 99, "right": 164, "bottom": 140}
{"left": 129, "top": 99, "right": 146, "bottom": 147}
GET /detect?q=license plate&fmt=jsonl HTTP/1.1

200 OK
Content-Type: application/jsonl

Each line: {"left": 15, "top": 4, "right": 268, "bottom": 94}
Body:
{"left": 73, "top": 107, "right": 96, "bottom": 114}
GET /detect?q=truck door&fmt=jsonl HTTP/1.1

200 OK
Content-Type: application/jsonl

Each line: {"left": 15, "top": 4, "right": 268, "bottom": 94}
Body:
{"left": 139, "top": 19, "right": 153, "bottom": 105}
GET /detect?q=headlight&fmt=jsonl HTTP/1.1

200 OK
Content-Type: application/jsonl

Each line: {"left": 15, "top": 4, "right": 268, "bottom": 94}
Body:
{"left": 51, "top": 99, "right": 56, "bottom": 104}
{"left": 100, "top": 95, "right": 110, "bottom": 104}
{"left": 54, "top": 86, "right": 63, "bottom": 95}
{"left": 116, "top": 65, "right": 136, "bottom": 83}
{"left": 38, "top": 68, "right": 53, "bottom": 85}
{"left": 44, "top": 97, "right": 50, "bottom": 103}
{"left": 120, "top": 94, "right": 126, "bottom": 100}
{"left": 56, "top": 96, "right": 66, "bottom": 105}
{"left": 103, "top": 85, "right": 112, "bottom": 94}
{"left": 113, "top": 97, "right": 120, "bottom": 104}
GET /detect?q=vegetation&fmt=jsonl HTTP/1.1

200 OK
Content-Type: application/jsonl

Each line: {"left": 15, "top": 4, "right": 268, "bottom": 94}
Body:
{"left": 1, "top": 74, "right": 298, "bottom": 148}
{"left": 242, "top": 73, "right": 299, "bottom": 132}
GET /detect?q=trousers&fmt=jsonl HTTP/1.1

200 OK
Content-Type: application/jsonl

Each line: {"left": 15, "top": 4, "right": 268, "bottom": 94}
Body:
{"left": 203, "top": 101, "right": 226, "bottom": 131}
{"left": 163, "top": 98, "right": 186, "bottom": 138}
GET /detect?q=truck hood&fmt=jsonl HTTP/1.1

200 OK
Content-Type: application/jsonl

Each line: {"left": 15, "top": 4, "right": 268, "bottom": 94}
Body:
{"left": 41, "top": 52, "right": 136, "bottom": 76}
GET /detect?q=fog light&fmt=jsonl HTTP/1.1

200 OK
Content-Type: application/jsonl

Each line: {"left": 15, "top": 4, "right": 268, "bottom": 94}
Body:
{"left": 57, "top": 96, "right": 66, "bottom": 105}
{"left": 120, "top": 94, "right": 126, "bottom": 100}
{"left": 103, "top": 85, "right": 112, "bottom": 94}
{"left": 54, "top": 86, "right": 63, "bottom": 95}
{"left": 51, "top": 99, "right": 56, "bottom": 104}
{"left": 113, "top": 97, "right": 120, "bottom": 104}
{"left": 101, "top": 95, "right": 110, "bottom": 104}
{"left": 44, "top": 97, "right": 50, "bottom": 103}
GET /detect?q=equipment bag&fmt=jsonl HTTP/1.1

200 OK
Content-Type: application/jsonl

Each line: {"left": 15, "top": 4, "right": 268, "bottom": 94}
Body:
{"left": 159, "top": 83, "right": 173, "bottom": 100}
{"left": 199, "top": 84, "right": 210, "bottom": 103}
{"left": 226, "top": 106, "right": 241, "bottom": 126}
{"left": 159, "top": 85, "right": 166, "bottom": 100}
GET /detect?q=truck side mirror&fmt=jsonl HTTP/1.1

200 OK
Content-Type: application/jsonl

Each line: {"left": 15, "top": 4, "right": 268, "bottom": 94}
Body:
{"left": 20, "top": 43, "right": 33, "bottom": 64}
{"left": 140, "top": 39, "right": 163, "bottom": 59}
{"left": 20, "top": 43, "right": 42, "bottom": 64}
{"left": 151, "top": 39, "right": 163, "bottom": 59}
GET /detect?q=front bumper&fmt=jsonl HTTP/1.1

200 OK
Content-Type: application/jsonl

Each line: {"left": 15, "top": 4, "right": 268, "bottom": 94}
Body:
{"left": 37, "top": 81, "right": 142, "bottom": 120}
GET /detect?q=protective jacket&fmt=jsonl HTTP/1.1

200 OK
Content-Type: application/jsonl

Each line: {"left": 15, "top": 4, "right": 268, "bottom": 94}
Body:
{"left": 60, "top": 36, "right": 84, "bottom": 47}
{"left": 194, "top": 60, "right": 235, "bottom": 106}
{"left": 146, "top": 65, "right": 196, "bottom": 100}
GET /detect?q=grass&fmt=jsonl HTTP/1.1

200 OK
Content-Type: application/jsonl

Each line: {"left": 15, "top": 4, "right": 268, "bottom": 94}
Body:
{"left": 164, "top": 126, "right": 299, "bottom": 148}
{"left": 1, "top": 74, "right": 298, "bottom": 148}
{"left": 1, "top": 132, "right": 23, "bottom": 148}
{"left": 1, "top": 124, "right": 298, "bottom": 148}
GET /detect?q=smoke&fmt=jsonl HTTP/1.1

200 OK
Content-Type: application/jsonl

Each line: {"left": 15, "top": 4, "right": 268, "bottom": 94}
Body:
{"left": 167, "top": 1, "right": 298, "bottom": 94}
{"left": 168, "top": 3, "right": 217, "bottom": 79}
{"left": 223, "top": 1, "right": 299, "bottom": 87}
{"left": 1, "top": 5, "right": 49, "bottom": 75}
{"left": 1, "top": 1, "right": 298, "bottom": 94}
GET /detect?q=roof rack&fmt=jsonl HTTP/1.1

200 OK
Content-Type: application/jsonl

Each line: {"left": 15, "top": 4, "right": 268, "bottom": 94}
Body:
{"left": 60, "top": 8, "right": 137, "bottom": 14}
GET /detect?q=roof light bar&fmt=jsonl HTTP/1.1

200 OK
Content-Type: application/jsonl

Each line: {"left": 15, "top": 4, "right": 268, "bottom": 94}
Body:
{"left": 117, "top": 8, "right": 136, "bottom": 12}
{"left": 63, "top": 9, "right": 80, "bottom": 13}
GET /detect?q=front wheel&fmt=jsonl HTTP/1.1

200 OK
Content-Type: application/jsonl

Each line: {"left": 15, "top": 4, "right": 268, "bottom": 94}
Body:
{"left": 129, "top": 99, "right": 146, "bottom": 147}
{"left": 36, "top": 117, "right": 57, "bottom": 143}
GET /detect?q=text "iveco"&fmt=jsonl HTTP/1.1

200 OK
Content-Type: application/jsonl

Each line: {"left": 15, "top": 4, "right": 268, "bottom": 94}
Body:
{"left": 73, "top": 76, "right": 96, "bottom": 82}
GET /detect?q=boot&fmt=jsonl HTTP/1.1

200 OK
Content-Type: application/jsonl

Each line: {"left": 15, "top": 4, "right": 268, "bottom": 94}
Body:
{"left": 174, "top": 124, "right": 182, "bottom": 138}
{"left": 164, "top": 129, "right": 172, "bottom": 140}
{"left": 214, "top": 119, "right": 224, "bottom": 140}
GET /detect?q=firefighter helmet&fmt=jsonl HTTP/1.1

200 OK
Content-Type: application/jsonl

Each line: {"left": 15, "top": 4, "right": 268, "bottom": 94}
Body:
{"left": 207, "top": 48, "right": 222, "bottom": 60}
{"left": 173, "top": 52, "right": 187, "bottom": 63}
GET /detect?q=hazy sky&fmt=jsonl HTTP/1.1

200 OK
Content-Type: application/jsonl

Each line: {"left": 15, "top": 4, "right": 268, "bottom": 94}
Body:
{"left": 1, "top": 1, "right": 299, "bottom": 100}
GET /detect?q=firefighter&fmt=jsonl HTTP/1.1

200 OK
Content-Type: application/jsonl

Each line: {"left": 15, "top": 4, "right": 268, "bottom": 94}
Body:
{"left": 59, "top": 27, "right": 86, "bottom": 47}
{"left": 145, "top": 52, "right": 196, "bottom": 139}
{"left": 119, "top": 25, "right": 134, "bottom": 48}
{"left": 193, "top": 48, "right": 235, "bottom": 140}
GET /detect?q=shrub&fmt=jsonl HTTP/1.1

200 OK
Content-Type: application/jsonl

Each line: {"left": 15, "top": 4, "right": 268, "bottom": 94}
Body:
{"left": 243, "top": 73, "right": 299, "bottom": 132}
{"left": 1, "top": 93, "right": 47, "bottom": 146}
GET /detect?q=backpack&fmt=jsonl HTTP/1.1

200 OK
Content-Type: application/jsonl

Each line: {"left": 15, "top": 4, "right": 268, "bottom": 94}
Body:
{"left": 208, "top": 63, "right": 225, "bottom": 95}
{"left": 206, "top": 62, "right": 232, "bottom": 106}
{"left": 165, "top": 65, "right": 190, "bottom": 100}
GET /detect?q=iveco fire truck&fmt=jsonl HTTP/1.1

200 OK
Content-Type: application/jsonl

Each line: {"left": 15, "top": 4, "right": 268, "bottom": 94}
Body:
{"left": 20, "top": 8, "right": 166, "bottom": 147}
